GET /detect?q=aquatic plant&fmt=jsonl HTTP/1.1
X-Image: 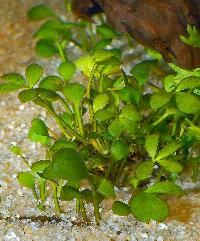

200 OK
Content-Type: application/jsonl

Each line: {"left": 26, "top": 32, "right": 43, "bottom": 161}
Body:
{"left": 1, "top": 3, "right": 200, "bottom": 224}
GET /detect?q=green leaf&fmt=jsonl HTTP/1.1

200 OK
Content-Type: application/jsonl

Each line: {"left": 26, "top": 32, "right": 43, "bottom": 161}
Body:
{"left": 145, "top": 134, "right": 159, "bottom": 159}
{"left": 108, "top": 117, "right": 125, "bottom": 137}
{"left": 25, "top": 63, "right": 43, "bottom": 88}
{"left": 42, "top": 165, "right": 56, "bottom": 180}
{"left": 0, "top": 83, "right": 24, "bottom": 93}
{"left": 11, "top": 145, "right": 22, "bottom": 156}
{"left": 36, "top": 88, "right": 59, "bottom": 102}
{"left": 164, "top": 74, "right": 177, "bottom": 92}
{"left": 131, "top": 60, "right": 157, "bottom": 86}
{"left": 176, "top": 77, "right": 200, "bottom": 92}
{"left": 31, "top": 160, "right": 51, "bottom": 173}
{"left": 39, "top": 75, "right": 63, "bottom": 91}
{"left": 60, "top": 185, "right": 82, "bottom": 201}
{"left": 52, "top": 148, "right": 89, "bottom": 181}
{"left": 120, "top": 104, "right": 142, "bottom": 122}
{"left": 96, "top": 24, "right": 119, "bottom": 39}
{"left": 111, "top": 140, "right": 129, "bottom": 161}
{"left": 93, "top": 93, "right": 109, "bottom": 113}
{"left": 50, "top": 139, "right": 77, "bottom": 154}
{"left": 150, "top": 92, "right": 172, "bottom": 109}
{"left": 95, "top": 105, "right": 118, "bottom": 122}
{"left": 97, "top": 178, "right": 115, "bottom": 198}
{"left": 34, "top": 27, "right": 59, "bottom": 41}
{"left": 1, "top": 73, "right": 26, "bottom": 86}
{"left": 180, "top": 25, "right": 200, "bottom": 48}
{"left": 93, "top": 38, "right": 112, "bottom": 50}
{"left": 176, "top": 92, "right": 200, "bottom": 114}
{"left": 58, "top": 61, "right": 76, "bottom": 81}
{"left": 18, "top": 89, "right": 37, "bottom": 103}
{"left": 112, "top": 201, "right": 131, "bottom": 216}
{"left": 156, "top": 159, "right": 183, "bottom": 173}
{"left": 28, "top": 118, "right": 50, "bottom": 145}
{"left": 93, "top": 49, "right": 120, "bottom": 62}
{"left": 156, "top": 141, "right": 182, "bottom": 160}
{"left": 63, "top": 83, "right": 85, "bottom": 107}
{"left": 27, "top": 4, "right": 55, "bottom": 21}
{"left": 35, "top": 40, "right": 58, "bottom": 58}
{"left": 136, "top": 161, "right": 154, "bottom": 181}
{"left": 130, "top": 192, "right": 168, "bottom": 222}
{"left": 75, "top": 55, "right": 95, "bottom": 77}
{"left": 18, "top": 172, "right": 35, "bottom": 190}
{"left": 99, "top": 57, "right": 121, "bottom": 76}
{"left": 119, "top": 87, "right": 141, "bottom": 104}
{"left": 119, "top": 117, "right": 138, "bottom": 135}
{"left": 145, "top": 181, "right": 184, "bottom": 196}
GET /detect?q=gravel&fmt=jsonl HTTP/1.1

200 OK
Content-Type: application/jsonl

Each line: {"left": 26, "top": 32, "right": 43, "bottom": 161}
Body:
{"left": 0, "top": 0, "right": 200, "bottom": 240}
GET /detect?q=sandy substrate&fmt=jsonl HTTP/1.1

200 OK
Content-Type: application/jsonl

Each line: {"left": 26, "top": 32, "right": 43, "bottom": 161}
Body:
{"left": 0, "top": 1, "right": 200, "bottom": 241}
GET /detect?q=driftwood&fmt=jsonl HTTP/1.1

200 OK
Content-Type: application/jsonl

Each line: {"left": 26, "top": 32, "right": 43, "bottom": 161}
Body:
{"left": 71, "top": 0, "right": 200, "bottom": 69}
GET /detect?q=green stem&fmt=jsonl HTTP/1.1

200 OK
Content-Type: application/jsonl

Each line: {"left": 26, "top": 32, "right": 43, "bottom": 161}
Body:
{"left": 79, "top": 199, "right": 90, "bottom": 224}
{"left": 55, "top": 40, "right": 66, "bottom": 62}
{"left": 88, "top": 178, "right": 101, "bottom": 225}
{"left": 99, "top": 73, "right": 104, "bottom": 93}
{"left": 39, "top": 178, "right": 46, "bottom": 202}
{"left": 51, "top": 181, "right": 60, "bottom": 215}
{"left": 105, "top": 160, "right": 114, "bottom": 179}
{"left": 76, "top": 199, "right": 80, "bottom": 213}
{"left": 87, "top": 64, "right": 97, "bottom": 99}
{"left": 21, "top": 155, "right": 31, "bottom": 168}
{"left": 75, "top": 106, "right": 84, "bottom": 137}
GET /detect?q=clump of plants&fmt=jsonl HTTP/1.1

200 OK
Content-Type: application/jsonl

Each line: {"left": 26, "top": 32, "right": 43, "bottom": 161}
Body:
{"left": 0, "top": 3, "right": 200, "bottom": 224}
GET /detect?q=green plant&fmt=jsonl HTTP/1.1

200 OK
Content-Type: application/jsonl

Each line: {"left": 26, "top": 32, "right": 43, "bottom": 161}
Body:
{"left": 1, "top": 3, "right": 200, "bottom": 224}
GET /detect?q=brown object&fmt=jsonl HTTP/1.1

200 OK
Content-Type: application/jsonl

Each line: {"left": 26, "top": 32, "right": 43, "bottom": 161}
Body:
{"left": 72, "top": 0, "right": 200, "bottom": 69}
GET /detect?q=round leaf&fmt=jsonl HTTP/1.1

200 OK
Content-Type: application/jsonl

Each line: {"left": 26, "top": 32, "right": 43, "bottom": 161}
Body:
{"left": 25, "top": 63, "right": 43, "bottom": 88}
{"left": 120, "top": 104, "right": 142, "bottom": 122}
{"left": 60, "top": 185, "right": 82, "bottom": 201}
{"left": 31, "top": 160, "right": 51, "bottom": 173}
{"left": 150, "top": 92, "right": 172, "bottom": 109}
{"left": 111, "top": 140, "right": 129, "bottom": 161}
{"left": 27, "top": 4, "right": 55, "bottom": 21}
{"left": 108, "top": 117, "right": 125, "bottom": 137}
{"left": 63, "top": 83, "right": 85, "bottom": 107}
{"left": 97, "top": 179, "right": 115, "bottom": 198}
{"left": 18, "top": 172, "right": 35, "bottom": 190}
{"left": 18, "top": 89, "right": 37, "bottom": 103}
{"left": 130, "top": 192, "right": 168, "bottom": 222}
{"left": 35, "top": 40, "right": 58, "bottom": 58}
{"left": 52, "top": 148, "right": 89, "bottom": 181}
{"left": 145, "top": 134, "right": 159, "bottom": 159}
{"left": 112, "top": 201, "right": 131, "bottom": 216}
{"left": 58, "top": 61, "right": 76, "bottom": 81}
{"left": 39, "top": 75, "right": 63, "bottom": 91}
{"left": 176, "top": 92, "right": 200, "bottom": 114}
{"left": 136, "top": 161, "right": 154, "bottom": 181}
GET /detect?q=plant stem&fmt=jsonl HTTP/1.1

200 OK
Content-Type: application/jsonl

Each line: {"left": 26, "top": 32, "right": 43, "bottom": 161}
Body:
{"left": 39, "top": 178, "right": 46, "bottom": 202}
{"left": 87, "top": 64, "right": 97, "bottom": 99}
{"left": 99, "top": 73, "right": 104, "bottom": 93}
{"left": 76, "top": 199, "right": 80, "bottom": 213}
{"left": 51, "top": 181, "right": 60, "bottom": 215}
{"left": 55, "top": 40, "right": 66, "bottom": 62}
{"left": 88, "top": 177, "right": 101, "bottom": 225}
{"left": 75, "top": 106, "right": 84, "bottom": 137}
{"left": 48, "top": 128, "right": 58, "bottom": 140}
{"left": 79, "top": 199, "right": 90, "bottom": 224}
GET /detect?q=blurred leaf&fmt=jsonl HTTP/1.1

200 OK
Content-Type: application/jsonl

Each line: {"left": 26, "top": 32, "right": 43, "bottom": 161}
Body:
{"left": 145, "top": 134, "right": 159, "bottom": 159}
{"left": 130, "top": 192, "right": 168, "bottom": 222}
{"left": 11, "top": 145, "right": 23, "bottom": 156}
{"left": 18, "top": 172, "right": 35, "bottom": 190}
{"left": 97, "top": 24, "right": 119, "bottom": 39}
{"left": 120, "top": 104, "right": 142, "bottom": 122}
{"left": 150, "top": 92, "right": 172, "bottom": 109}
{"left": 176, "top": 77, "right": 200, "bottom": 92}
{"left": 18, "top": 89, "right": 37, "bottom": 103}
{"left": 98, "top": 178, "right": 115, "bottom": 198}
{"left": 145, "top": 181, "right": 184, "bottom": 196}
{"left": 111, "top": 140, "right": 129, "bottom": 161}
{"left": 60, "top": 185, "right": 82, "bottom": 201}
{"left": 1, "top": 73, "right": 26, "bottom": 86}
{"left": 27, "top": 4, "right": 55, "bottom": 21}
{"left": 119, "top": 87, "right": 141, "bottom": 104}
{"left": 93, "top": 93, "right": 109, "bottom": 113}
{"left": 108, "top": 117, "right": 125, "bottom": 137}
{"left": 156, "top": 141, "right": 182, "bottom": 161}
{"left": 58, "top": 61, "right": 76, "bottom": 81}
{"left": 63, "top": 83, "right": 85, "bottom": 107}
{"left": 156, "top": 159, "right": 183, "bottom": 173}
{"left": 136, "top": 161, "right": 154, "bottom": 181}
{"left": 31, "top": 160, "right": 51, "bottom": 173}
{"left": 35, "top": 40, "right": 58, "bottom": 58}
{"left": 176, "top": 92, "right": 200, "bottom": 114}
{"left": 112, "top": 201, "right": 131, "bottom": 216}
{"left": 131, "top": 60, "right": 157, "bottom": 86}
{"left": 25, "top": 63, "right": 43, "bottom": 88}
{"left": 52, "top": 148, "right": 89, "bottom": 181}
{"left": 95, "top": 105, "right": 118, "bottom": 122}
{"left": 39, "top": 75, "right": 63, "bottom": 91}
